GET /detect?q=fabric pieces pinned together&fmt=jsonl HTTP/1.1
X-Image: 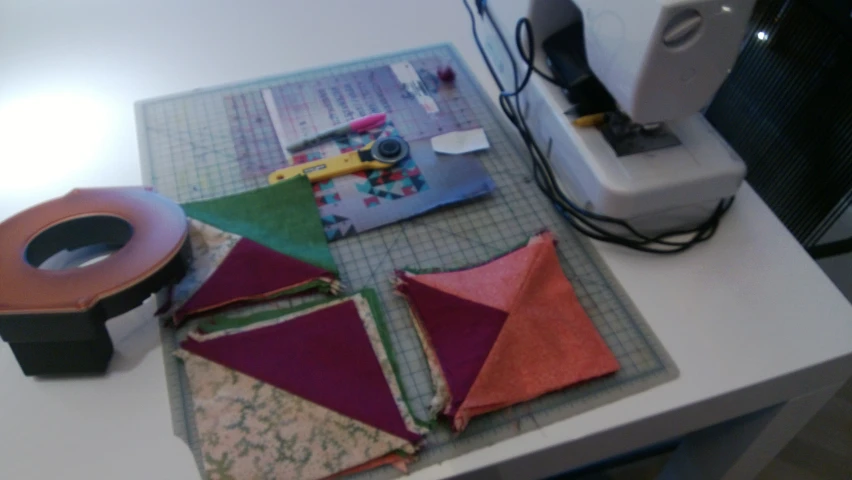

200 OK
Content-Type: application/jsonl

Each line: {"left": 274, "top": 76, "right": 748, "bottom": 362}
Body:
{"left": 395, "top": 231, "right": 620, "bottom": 431}
{"left": 176, "top": 290, "right": 426, "bottom": 480}
{"left": 168, "top": 176, "right": 340, "bottom": 325}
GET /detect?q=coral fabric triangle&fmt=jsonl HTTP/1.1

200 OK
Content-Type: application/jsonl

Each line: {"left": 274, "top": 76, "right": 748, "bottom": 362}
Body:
{"left": 398, "top": 279, "right": 508, "bottom": 414}
{"left": 455, "top": 235, "right": 620, "bottom": 430}
{"left": 409, "top": 243, "right": 537, "bottom": 312}
{"left": 180, "top": 300, "right": 421, "bottom": 443}
{"left": 397, "top": 231, "right": 619, "bottom": 431}
{"left": 175, "top": 238, "right": 330, "bottom": 320}
{"left": 329, "top": 452, "right": 410, "bottom": 479}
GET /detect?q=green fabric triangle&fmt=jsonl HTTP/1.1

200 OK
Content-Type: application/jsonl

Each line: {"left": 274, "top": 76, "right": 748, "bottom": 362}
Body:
{"left": 181, "top": 176, "right": 337, "bottom": 274}
{"left": 198, "top": 294, "right": 333, "bottom": 334}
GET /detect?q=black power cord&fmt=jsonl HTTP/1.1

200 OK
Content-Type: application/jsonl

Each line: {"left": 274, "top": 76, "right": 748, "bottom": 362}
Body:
{"left": 463, "top": 0, "right": 734, "bottom": 254}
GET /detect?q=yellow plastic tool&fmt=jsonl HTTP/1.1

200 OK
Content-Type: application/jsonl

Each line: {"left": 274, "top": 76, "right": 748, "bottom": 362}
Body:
{"left": 572, "top": 112, "right": 607, "bottom": 128}
{"left": 268, "top": 137, "right": 410, "bottom": 185}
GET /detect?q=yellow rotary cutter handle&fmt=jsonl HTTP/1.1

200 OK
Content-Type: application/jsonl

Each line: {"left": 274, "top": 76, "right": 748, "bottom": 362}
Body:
{"left": 268, "top": 137, "right": 411, "bottom": 185}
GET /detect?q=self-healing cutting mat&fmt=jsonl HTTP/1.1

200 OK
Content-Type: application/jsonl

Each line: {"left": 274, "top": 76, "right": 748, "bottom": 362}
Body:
{"left": 140, "top": 52, "right": 495, "bottom": 241}
{"left": 137, "top": 44, "right": 678, "bottom": 479}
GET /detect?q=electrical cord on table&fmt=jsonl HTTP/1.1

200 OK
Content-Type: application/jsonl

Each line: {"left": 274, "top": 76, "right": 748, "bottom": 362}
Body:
{"left": 463, "top": 0, "right": 734, "bottom": 254}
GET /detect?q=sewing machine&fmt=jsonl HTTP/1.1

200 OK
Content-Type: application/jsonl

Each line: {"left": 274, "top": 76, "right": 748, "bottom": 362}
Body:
{"left": 480, "top": 0, "right": 757, "bottom": 233}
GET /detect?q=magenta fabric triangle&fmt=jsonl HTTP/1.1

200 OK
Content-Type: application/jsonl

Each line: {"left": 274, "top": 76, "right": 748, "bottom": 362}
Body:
{"left": 175, "top": 238, "right": 330, "bottom": 321}
{"left": 180, "top": 299, "right": 421, "bottom": 443}
{"left": 398, "top": 279, "right": 508, "bottom": 415}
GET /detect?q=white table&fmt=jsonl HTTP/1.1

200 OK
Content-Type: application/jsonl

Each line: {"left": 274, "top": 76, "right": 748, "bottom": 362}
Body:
{"left": 1, "top": 1, "right": 851, "bottom": 479}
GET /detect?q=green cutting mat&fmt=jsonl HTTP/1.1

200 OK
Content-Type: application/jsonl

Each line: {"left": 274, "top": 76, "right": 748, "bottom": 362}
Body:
{"left": 137, "top": 44, "right": 678, "bottom": 479}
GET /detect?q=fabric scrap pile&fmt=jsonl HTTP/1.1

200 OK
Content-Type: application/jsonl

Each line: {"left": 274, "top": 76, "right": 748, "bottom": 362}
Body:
{"left": 164, "top": 167, "right": 621, "bottom": 477}
{"left": 167, "top": 176, "right": 340, "bottom": 325}
{"left": 395, "top": 231, "right": 620, "bottom": 431}
{"left": 175, "top": 290, "right": 427, "bottom": 480}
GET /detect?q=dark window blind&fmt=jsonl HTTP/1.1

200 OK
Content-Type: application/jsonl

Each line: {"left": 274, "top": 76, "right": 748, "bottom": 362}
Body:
{"left": 705, "top": 0, "right": 852, "bottom": 247}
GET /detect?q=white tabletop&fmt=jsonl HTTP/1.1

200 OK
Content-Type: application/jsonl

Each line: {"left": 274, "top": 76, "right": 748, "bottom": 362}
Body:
{"left": 2, "top": 1, "right": 852, "bottom": 479}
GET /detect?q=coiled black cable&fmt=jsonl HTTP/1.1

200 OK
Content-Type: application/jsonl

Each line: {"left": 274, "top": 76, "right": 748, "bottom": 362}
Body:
{"left": 463, "top": 0, "right": 734, "bottom": 253}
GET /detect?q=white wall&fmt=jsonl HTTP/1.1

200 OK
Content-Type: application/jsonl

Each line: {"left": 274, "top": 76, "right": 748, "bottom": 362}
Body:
{"left": 817, "top": 207, "right": 852, "bottom": 303}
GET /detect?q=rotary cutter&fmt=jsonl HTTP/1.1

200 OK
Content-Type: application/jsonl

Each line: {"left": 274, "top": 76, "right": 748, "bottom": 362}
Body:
{"left": 268, "top": 136, "right": 410, "bottom": 185}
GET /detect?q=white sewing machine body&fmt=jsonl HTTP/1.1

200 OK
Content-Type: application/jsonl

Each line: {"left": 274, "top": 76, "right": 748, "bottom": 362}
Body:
{"left": 483, "top": 0, "right": 757, "bottom": 232}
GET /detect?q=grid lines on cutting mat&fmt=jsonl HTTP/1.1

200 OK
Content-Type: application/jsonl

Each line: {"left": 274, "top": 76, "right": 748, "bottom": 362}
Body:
{"left": 141, "top": 44, "right": 676, "bottom": 478}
